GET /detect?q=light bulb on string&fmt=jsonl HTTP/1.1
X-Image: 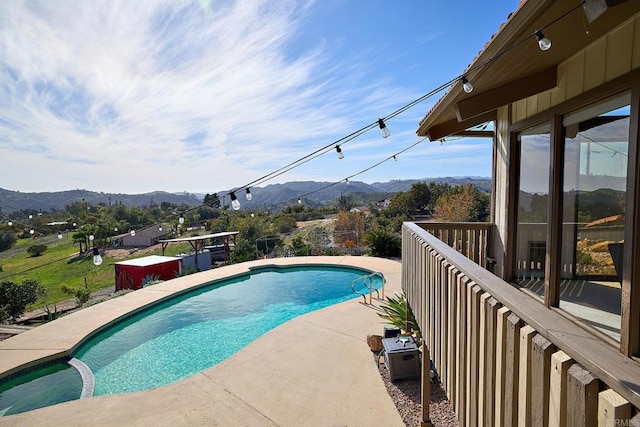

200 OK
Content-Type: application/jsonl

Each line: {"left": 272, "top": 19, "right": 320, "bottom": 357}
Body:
{"left": 245, "top": 188, "right": 253, "bottom": 201}
{"left": 29, "top": 229, "right": 34, "bottom": 235}
{"left": 534, "top": 30, "right": 551, "bottom": 51}
{"left": 158, "top": 226, "right": 163, "bottom": 232}
{"left": 251, "top": 213, "right": 255, "bottom": 218}
{"left": 89, "top": 234, "right": 94, "bottom": 241}
{"left": 230, "top": 192, "right": 241, "bottom": 210}
{"left": 73, "top": 222, "right": 77, "bottom": 227}
{"left": 130, "top": 230, "right": 136, "bottom": 237}
{"left": 461, "top": 76, "right": 474, "bottom": 93}
{"left": 7, "top": 221, "right": 12, "bottom": 226}
{"left": 92, "top": 247, "right": 103, "bottom": 266}
{"left": 114, "top": 227, "right": 118, "bottom": 232}
{"left": 335, "top": 146, "right": 344, "bottom": 160}
{"left": 178, "top": 215, "right": 185, "bottom": 224}
{"left": 29, "top": 214, "right": 33, "bottom": 219}
{"left": 297, "top": 198, "right": 302, "bottom": 204}
{"left": 378, "top": 118, "right": 390, "bottom": 138}
{"left": 58, "top": 232, "right": 63, "bottom": 240}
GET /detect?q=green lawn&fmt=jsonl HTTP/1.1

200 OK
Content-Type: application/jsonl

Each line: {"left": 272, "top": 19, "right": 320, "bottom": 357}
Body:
{"left": 0, "top": 235, "right": 195, "bottom": 310}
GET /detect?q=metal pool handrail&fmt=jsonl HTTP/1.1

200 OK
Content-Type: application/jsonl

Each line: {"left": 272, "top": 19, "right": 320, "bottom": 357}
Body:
{"left": 351, "top": 272, "right": 385, "bottom": 304}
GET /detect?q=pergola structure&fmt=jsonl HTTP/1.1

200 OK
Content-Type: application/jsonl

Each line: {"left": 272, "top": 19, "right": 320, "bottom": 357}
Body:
{"left": 158, "top": 231, "right": 239, "bottom": 270}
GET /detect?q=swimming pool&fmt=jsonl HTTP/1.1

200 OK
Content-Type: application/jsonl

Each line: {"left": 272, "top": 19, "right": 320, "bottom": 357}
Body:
{"left": 0, "top": 264, "right": 383, "bottom": 415}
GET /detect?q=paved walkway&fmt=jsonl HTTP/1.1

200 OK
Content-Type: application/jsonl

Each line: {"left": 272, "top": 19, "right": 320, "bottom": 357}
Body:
{"left": 0, "top": 256, "right": 405, "bottom": 427}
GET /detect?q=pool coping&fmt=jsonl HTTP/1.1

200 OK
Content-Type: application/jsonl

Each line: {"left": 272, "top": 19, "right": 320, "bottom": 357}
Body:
{"left": 0, "top": 256, "right": 406, "bottom": 426}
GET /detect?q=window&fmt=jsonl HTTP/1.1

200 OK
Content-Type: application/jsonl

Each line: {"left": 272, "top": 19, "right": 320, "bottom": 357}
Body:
{"left": 559, "top": 93, "right": 630, "bottom": 341}
{"left": 515, "top": 123, "right": 551, "bottom": 295}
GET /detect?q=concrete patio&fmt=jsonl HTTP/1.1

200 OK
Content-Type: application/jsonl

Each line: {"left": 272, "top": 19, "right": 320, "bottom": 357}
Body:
{"left": 0, "top": 256, "right": 406, "bottom": 427}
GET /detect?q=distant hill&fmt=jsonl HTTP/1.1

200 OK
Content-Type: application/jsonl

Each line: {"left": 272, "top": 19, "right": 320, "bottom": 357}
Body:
{"left": 0, "top": 189, "right": 201, "bottom": 213}
{"left": 219, "top": 177, "right": 492, "bottom": 209}
{"left": 0, "top": 177, "right": 491, "bottom": 213}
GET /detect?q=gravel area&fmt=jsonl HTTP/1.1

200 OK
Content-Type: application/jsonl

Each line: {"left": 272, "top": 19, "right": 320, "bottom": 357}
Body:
{"left": 376, "top": 352, "right": 458, "bottom": 426}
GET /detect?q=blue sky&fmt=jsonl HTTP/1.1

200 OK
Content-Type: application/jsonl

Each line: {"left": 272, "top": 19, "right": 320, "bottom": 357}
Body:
{"left": 0, "top": 0, "right": 519, "bottom": 194}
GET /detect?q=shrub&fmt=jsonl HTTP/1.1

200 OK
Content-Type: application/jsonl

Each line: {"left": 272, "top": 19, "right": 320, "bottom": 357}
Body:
{"left": 231, "top": 239, "right": 258, "bottom": 263}
{"left": 377, "top": 291, "right": 421, "bottom": 345}
{"left": 142, "top": 274, "right": 162, "bottom": 287}
{"left": 27, "top": 244, "right": 48, "bottom": 257}
{"left": 61, "top": 284, "right": 92, "bottom": 305}
{"left": 0, "top": 279, "right": 46, "bottom": 322}
{"left": 365, "top": 228, "right": 401, "bottom": 257}
{"left": 0, "top": 230, "right": 16, "bottom": 252}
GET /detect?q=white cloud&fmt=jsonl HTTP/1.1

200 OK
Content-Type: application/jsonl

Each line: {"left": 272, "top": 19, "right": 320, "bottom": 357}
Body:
{"left": 0, "top": 0, "right": 494, "bottom": 195}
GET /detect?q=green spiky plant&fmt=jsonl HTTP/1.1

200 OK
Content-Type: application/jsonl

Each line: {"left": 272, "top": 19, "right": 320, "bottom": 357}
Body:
{"left": 377, "top": 291, "right": 422, "bottom": 345}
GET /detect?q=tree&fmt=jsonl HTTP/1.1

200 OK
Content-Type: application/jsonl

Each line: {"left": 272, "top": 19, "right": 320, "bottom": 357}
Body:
{"left": 203, "top": 193, "right": 221, "bottom": 209}
{"left": 0, "top": 279, "right": 46, "bottom": 322}
{"left": 336, "top": 193, "right": 354, "bottom": 211}
{"left": 72, "top": 231, "right": 88, "bottom": 253}
{"left": 0, "top": 230, "right": 16, "bottom": 252}
{"left": 435, "top": 184, "right": 489, "bottom": 222}
{"left": 333, "top": 210, "right": 371, "bottom": 249}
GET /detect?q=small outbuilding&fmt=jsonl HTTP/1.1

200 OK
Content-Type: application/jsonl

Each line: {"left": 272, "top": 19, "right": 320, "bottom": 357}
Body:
{"left": 114, "top": 255, "right": 181, "bottom": 291}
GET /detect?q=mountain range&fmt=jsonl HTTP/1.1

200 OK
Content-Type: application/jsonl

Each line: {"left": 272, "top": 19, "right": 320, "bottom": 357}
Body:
{"left": 0, "top": 177, "right": 491, "bottom": 213}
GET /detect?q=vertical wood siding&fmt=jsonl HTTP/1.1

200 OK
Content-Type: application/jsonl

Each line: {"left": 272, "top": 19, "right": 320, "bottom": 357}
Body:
{"left": 512, "top": 14, "right": 640, "bottom": 122}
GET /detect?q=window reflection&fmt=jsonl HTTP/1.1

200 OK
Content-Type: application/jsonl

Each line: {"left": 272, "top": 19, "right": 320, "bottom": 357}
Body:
{"left": 560, "top": 93, "right": 630, "bottom": 341}
{"left": 515, "top": 123, "right": 550, "bottom": 293}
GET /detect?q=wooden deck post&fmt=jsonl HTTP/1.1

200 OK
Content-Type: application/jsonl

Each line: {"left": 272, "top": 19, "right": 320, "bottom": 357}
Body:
{"left": 504, "top": 313, "right": 522, "bottom": 427}
{"left": 567, "top": 364, "right": 599, "bottom": 427}
{"left": 549, "top": 350, "right": 573, "bottom": 427}
{"left": 518, "top": 325, "right": 536, "bottom": 427}
{"left": 494, "top": 306, "right": 511, "bottom": 427}
{"left": 531, "top": 334, "right": 555, "bottom": 426}
{"left": 421, "top": 342, "right": 433, "bottom": 427}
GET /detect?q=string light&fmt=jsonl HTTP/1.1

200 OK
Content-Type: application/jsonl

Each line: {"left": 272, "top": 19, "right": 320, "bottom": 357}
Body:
{"left": 178, "top": 215, "right": 185, "bottom": 224}
{"left": 297, "top": 198, "right": 302, "bottom": 204}
{"left": 230, "top": 192, "right": 241, "bottom": 210}
{"left": 92, "top": 247, "right": 103, "bottom": 266}
{"left": 57, "top": 232, "right": 63, "bottom": 239}
{"left": 130, "top": 230, "right": 136, "bottom": 237}
{"left": 461, "top": 76, "right": 474, "bottom": 93}
{"left": 291, "top": 138, "right": 428, "bottom": 206}
{"left": 534, "top": 30, "right": 552, "bottom": 51}
{"left": 245, "top": 188, "right": 253, "bottom": 201}
{"left": 378, "top": 118, "right": 390, "bottom": 138}
{"left": 336, "top": 145, "right": 344, "bottom": 159}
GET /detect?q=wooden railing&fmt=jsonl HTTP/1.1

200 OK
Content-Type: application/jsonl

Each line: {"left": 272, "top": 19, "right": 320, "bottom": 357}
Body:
{"left": 414, "top": 222, "right": 493, "bottom": 269}
{"left": 402, "top": 222, "right": 640, "bottom": 426}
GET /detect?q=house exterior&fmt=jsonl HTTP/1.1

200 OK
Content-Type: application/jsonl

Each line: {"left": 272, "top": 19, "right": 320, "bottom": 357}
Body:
{"left": 115, "top": 223, "right": 171, "bottom": 248}
{"left": 376, "top": 198, "right": 391, "bottom": 209}
{"left": 403, "top": 1, "right": 640, "bottom": 425}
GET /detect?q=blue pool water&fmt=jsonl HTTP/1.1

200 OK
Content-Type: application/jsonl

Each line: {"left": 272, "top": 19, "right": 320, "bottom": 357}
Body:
{"left": 69, "top": 265, "right": 379, "bottom": 397}
{"left": 0, "top": 362, "right": 82, "bottom": 416}
{"left": 1, "top": 265, "right": 380, "bottom": 416}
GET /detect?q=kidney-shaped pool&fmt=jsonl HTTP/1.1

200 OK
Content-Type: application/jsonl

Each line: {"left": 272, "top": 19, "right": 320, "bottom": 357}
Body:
{"left": 0, "top": 264, "right": 383, "bottom": 416}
